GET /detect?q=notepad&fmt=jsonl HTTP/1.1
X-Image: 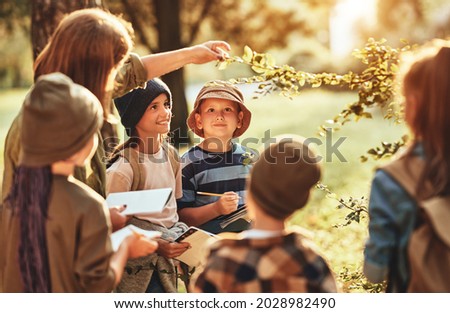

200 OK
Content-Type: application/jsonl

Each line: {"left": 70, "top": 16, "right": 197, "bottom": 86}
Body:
{"left": 106, "top": 188, "right": 172, "bottom": 216}
{"left": 199, "top": 205, "right": 251, "bottom": 234}
{"left": 175, "top": 227, "right": 218, "bottom": 268}
{"left": 110, "top": 225, "right": 161, "bottom": 251}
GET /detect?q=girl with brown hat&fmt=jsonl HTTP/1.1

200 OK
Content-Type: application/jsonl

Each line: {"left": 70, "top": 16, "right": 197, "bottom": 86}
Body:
{"left": 2, "top": 73, "right": 158, "bottom": 292}
{"left": 106, "top": 78, "right": 190, "bottom": 293}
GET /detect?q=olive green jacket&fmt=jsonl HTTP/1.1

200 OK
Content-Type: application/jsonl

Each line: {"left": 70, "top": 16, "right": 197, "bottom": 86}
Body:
{"left": 3, "top": 175, "right": 116, "bottom": 292}
{"left": 0, "top": 53, "right": 147, "bottom": 292}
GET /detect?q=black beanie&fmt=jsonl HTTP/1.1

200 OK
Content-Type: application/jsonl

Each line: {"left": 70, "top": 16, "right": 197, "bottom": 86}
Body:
{"left": 114, "top": 78, "right": 172, "bottom": 136}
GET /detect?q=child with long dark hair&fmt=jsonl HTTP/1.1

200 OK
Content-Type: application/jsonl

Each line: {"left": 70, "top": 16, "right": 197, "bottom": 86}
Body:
{"left": 1, "top": 8, "right": 229, "bottom": 290}
{"left": 3, "top": 73, "right": 158, "bottom": 292}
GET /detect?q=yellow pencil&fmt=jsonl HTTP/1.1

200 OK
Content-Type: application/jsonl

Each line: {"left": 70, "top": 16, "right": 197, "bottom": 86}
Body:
{"left": 197, "top": 191, "right": 226, "bottom": 197}
{"left": 197, "top": 191, "right": 241, "bottom": 199}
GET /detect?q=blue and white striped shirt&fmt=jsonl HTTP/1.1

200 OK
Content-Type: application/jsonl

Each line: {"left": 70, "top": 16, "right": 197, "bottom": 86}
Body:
{"left": 177, "top": 143, "right": 254, "bottom": 210}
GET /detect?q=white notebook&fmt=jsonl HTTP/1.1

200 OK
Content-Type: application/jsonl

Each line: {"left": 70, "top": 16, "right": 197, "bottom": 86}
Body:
{"left": 110, "top": 225, "right": 161, "bottom": 251}
{"left": 106, "top": 188, "right": 172, "bottom": 216}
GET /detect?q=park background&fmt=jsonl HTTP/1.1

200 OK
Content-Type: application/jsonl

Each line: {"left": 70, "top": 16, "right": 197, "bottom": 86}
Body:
{"left": 0, "top": 0, "right": 449, "bottom": 292}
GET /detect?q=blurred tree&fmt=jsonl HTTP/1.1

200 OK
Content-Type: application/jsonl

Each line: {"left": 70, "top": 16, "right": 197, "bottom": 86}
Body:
{"left": 154, "top": 0, "right": 189, "bottom": 145}
{"left": 0, "top": 0, "right": 29, "bottom": 33}
{"left": 374, "top": 0, "right": 450, "bottom": 44}
{"left": 108, "top": 0, "right": 336, "bottom": 146}
{"left": 0, "top": 0, "right": 31, "bottom": 87}
{"left": 31, "top": 1, "right": 103, "bottom": 60}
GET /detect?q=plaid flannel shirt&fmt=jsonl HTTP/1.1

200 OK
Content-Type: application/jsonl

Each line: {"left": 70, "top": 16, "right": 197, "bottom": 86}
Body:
{"left": 191, "top": 232, "right": 337, "bottom": 293}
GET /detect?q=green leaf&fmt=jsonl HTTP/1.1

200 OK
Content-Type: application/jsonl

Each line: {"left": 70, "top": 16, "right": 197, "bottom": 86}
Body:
{"left": 217, "top": 61, "right": 228, "bottom": 71}
{"left": 251, "top": 65, "right": 267, "bottom": 74}
{"left": 243, "top": 46, "right": 253, "bottom": 63}
{"left": 266, "top": 53, "right": 276, "bottom": 68}
{"left": 311, "top": 81, "right": 322, "bottom": 88}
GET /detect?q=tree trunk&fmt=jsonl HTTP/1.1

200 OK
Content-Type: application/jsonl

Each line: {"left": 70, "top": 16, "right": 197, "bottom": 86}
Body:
{"left": 154, "top": 0, "right": 190, "bottom": 148}
{"left": 31, "top": 0, "right": 102, "bottom": 61}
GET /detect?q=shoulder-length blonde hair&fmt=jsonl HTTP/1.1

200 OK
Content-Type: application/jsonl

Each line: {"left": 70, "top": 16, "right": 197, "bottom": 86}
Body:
{"left": 34, "top": 8, "right": 133, "bottom": 116}
{"left": 401, "top": 40, "right": 450, "bottom": 195}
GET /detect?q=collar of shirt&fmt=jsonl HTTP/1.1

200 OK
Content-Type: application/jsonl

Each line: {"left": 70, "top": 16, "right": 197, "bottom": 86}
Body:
{"left": 240, "top": 229, "right": 284, "bottom": 239}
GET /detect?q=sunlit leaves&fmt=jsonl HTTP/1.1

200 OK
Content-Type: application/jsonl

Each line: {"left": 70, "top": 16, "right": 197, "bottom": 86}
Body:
{"left": 316, "top": 183, "right": 368, "bottom": 227}
{"left": 217, "top": 39, "right": 414, "bottom": 161}
{"left": 360, "top": 135, "right": 409, "bottom": 162}
{"left": 219, "top": 39, "right": 413, "bottom": 132}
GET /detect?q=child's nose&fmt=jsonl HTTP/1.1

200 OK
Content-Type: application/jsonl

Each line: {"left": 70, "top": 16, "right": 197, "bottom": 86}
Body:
{"left": 215, "top": 111, "right": 225, "bottom": 120}
{"left": 161, "top": 107, "right": 171, "bottom": 117}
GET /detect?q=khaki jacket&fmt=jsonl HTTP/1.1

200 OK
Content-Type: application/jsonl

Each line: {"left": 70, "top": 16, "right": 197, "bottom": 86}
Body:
{"left": 0, "top": 53, "right": 147, "bottom": 292}
{"left": 3, "top": 175, "right": 115, "bottom": 292}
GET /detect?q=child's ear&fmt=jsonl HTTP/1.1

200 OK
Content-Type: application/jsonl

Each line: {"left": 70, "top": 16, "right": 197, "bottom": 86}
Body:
{"left": 236, "top": 111, "right": 244, "bottom": 128}
{"left": 195, "top": 112, "right": 203, "bottom": 130}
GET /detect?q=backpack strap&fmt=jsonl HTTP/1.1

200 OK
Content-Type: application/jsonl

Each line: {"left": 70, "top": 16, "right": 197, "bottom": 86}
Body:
{"left": 381, "top": 151, "right": 450, "bottom": 243}
{"left": 119, "top": 147, "right": 146, "bottom": 191}
{"left": 380, "top": 152, "right": 434, "bottom": 200}
{"left": 420, "top": 196, "right": 450, "bottom": 246}
{"left": 381, "top": 156, "right": 424, "bottom": 198}
{"left": 161, "top": 141, "right": 180, "bottom": 176}
{"left": 108, "top": 141, "right": 179, "bottom": 192}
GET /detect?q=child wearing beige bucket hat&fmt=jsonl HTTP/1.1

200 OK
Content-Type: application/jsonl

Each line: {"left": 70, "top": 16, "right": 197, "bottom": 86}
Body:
{"left": 2, "top": 73, "right": 158, "bottom": 292}
{"left": 191, "top": 135, "right": 338, "bottom": 293}
{"left": 177, "top": 80, "right": 254, "bottom": 233}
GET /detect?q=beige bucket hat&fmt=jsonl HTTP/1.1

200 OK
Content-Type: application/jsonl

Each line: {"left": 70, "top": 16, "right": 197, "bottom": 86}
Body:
{"left": 187, "top": 81, "right": 251, "bottom": 138}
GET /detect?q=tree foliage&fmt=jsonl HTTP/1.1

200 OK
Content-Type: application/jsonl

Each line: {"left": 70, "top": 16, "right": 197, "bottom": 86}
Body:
{"left": 0, "top": 0, "right": 29, "bottom": 33}
{"left": 215, "top": 38, "right": 418, "bottom": 228}
{"left": 218, "top": 38, "right": 411, "bottom": 131}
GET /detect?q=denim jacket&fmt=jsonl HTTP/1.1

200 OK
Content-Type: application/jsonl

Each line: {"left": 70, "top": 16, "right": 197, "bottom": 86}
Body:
{"left": 363, "top": 144, "right": 424, "bottom": 292}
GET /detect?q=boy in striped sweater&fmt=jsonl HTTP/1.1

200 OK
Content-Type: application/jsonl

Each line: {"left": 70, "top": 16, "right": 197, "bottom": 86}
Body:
{"left": 177, "top": 81, "right": 254, "bottom": 231}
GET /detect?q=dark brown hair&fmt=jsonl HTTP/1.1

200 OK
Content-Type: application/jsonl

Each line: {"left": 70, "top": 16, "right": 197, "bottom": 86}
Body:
{"left": 34, "top": 8, "right": 133, "bottom": 116}
{"left": 7, "top": 166, "right": 53, "bottom": 292}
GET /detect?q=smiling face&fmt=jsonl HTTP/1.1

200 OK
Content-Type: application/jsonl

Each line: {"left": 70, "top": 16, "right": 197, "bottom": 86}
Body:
{"left": 194, "top": 98, "right": 243, "bottom": 140}
{"left": 135, "top": 93, "right": 172, "bottom": 138}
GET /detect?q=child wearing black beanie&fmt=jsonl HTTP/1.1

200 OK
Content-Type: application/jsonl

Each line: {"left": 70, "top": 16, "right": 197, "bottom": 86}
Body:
{"left": 107, "top": 78, "right": 190, "bottom": 293}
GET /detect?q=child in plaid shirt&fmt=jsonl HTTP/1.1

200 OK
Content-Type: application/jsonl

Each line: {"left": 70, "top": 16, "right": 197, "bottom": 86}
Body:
{"left": 191, "top": 135, "right": 337, "bottom": 292}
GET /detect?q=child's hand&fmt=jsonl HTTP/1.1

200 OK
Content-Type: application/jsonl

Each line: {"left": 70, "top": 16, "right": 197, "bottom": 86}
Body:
{"left": 156, "top": 239, "right": 190, "bottom": 258}
{"left": 109, "top": 205, "right": 131, "bottom": 232}
{"left": 125, "top": 234, "right": 159, "bottom": 259}
{"left": 216, "top": 191, "right": 239, "bottom": 215}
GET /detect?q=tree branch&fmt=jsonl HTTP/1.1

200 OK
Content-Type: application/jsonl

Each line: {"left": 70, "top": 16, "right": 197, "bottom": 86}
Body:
{"left": 186, "top": 0, "right": 213, "bottom": 46}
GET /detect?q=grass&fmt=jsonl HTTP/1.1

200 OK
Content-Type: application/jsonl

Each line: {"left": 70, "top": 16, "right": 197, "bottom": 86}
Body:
{"left": 0, "top": 88, "right": 27, "bottom": 199}
{"left": 0, "top": 87, "right": 407, "bottom": 292}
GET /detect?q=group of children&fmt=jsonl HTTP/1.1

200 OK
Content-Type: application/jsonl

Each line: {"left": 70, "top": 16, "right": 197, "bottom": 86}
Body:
{"left": 1, "top": 8, "right": 449, "bottom": 294}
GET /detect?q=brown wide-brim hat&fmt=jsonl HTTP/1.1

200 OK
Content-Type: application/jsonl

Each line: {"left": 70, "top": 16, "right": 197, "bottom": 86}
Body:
{"left": 187, "top": 81, "right": 251, "bottom": 138}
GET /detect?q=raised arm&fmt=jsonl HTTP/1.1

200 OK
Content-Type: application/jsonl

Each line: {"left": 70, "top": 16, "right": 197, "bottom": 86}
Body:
{"left": 141, "top": 41, "right": 231, "bottom": 80}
